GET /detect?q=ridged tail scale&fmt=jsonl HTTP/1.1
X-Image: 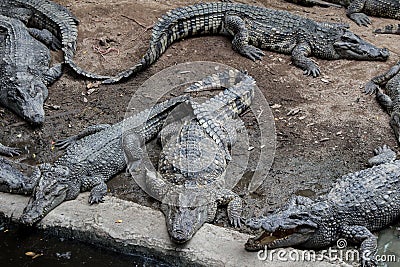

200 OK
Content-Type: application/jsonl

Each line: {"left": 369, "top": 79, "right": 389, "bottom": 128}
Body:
{"left": 185, "top": 70, "right": 255, "bottom": 159}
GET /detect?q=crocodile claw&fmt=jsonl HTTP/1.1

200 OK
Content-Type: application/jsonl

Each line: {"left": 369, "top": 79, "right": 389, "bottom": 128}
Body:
{"left": 364, "top": 81, "right": 379, "bottom": 95}
{"left": 349, "top": 13, "right": 371, "bottom": 27}
{"left": 88, "top": 194, "right": 104, "bottom": 204}
{"left": 55, "top": 136, "right": 78, "bottom": 149}
{"left": 242, "top": 45, "right": 265, "bottom": 61}
{"left": 303, "top": 67, "right": 320, "bottom": 78}
{"left": 0, "top": 144, "right": 21, "bottom": 157}
{"left": 230, "top": 216, "right": 242, "bottom": 228}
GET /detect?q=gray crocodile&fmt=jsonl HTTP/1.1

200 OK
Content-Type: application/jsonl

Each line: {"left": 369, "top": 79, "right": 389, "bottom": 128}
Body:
{"left": 374, "top": 23, "right": 400, "bottom": 34}
{"left": 0, "top": 0, "right": 110, "bottom": 80}
{"left": 131, "top": 70, "right": 254, "bottom": 243}
{"left": 0, "top": 14, "right": 62, "bottom": 125}
{"left": 364, "top": 61, "right": 400, "bottom": 144}
{"left": 245, "top": 145, "right": 400, "bottom": 267}
{"left": 284, "top": 0, "right": 400, "bottom": 26}
{"left": 102, "top": 2, "right": 389, "bottom": 83}
{"left": 3, "top": 95, "right": 189, "bottom": 225}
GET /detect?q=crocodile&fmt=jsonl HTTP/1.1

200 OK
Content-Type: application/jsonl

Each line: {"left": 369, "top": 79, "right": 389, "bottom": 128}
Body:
{"left": 284, "top": 0, "right": 400, "bottom": 26}
{"left": 245, "top": 145, "right": 400, "bottom": 267}
{"left": 102, "top": 2, "right": 389, "bottom": 83}
{"left": 0, "top": 14, "right": 62, "bottom": 125}
{"left": 8, "top": 95, "right": 189, "bottom": 225}
{"left": 131, "top": 70, "right": 254, "bottom": 243}
{"left": 364, "top": 61, "right": 400, "bottom": 144}
{"left": 374, "top": 23, "right": 400, "bottom": 34}
{"left": 0, "top": 0, "right": 110, "bottom": 80}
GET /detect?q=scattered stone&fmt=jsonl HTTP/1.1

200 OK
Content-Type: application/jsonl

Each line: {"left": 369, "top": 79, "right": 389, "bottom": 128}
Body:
{"left": 287, "top": 107, "right": 301, "bottom": 116}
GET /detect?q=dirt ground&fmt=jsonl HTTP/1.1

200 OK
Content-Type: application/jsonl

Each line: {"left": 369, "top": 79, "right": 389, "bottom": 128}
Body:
{"left": 1, "top": 0, "right": 400, "bottom": 236}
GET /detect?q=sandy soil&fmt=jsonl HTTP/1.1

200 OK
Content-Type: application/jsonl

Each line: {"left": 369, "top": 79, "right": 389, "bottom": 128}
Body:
{"left": 1, "top": 0, "right": 399, "bottom": 234}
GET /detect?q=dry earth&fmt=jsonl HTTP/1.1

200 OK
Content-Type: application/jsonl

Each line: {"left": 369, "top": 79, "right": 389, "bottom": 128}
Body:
{"left": 1, "top": 0, "right": 400, "bottom": 240}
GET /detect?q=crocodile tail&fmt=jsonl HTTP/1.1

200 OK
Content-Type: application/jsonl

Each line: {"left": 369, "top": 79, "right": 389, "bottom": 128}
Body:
{"left": 374, "top": 24, "right": 400, "bottom": 35}
{"left": 64, "top": 56, "right": 111, "bottom": 80}
{"left": 102, "top": 2, "right": 230, "bottom": 84}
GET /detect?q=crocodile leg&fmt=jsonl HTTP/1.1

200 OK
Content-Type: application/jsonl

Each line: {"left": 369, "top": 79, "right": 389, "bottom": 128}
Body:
{"left": 27, "top": 28, "right": 62, "bottom": 50}
{"left": 122, "top": 132, "right": 144, "bottom": 172}
{"left": 346, "top": 0, "right": 371, "bottom": 26}
{"left": 215, "top": 188, "right": 243, "bottom": 227}
{"left": 42, "top": 63, "right": 63, "bottom": 86}
{"left": 364, "top": 61, "right": 400, "bottom": 94}
{"left": 225, "top": 15, "right": 265, "bottom": 61}
{"left": 291, "top": 43, "right": 320, "bottom": 77}
{"left": 55, "top": 124, "right": 111, "bottom": 149}
{"left": 339, "top": 225, "right": 377, "bottom": 267}
{"left": 0, "top": 143, "right": 21, "bottom": 157}
{"left": 375, "top": 87, "right": 393, "bottom": 111}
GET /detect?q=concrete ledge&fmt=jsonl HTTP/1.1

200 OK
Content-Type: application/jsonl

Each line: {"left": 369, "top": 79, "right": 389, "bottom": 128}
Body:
{"left": 0, "top": 192, "right": 340, "bottom": 266}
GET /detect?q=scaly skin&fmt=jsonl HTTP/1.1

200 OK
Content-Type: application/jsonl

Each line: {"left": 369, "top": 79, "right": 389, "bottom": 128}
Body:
{"left": 374, "top": 23, "right": 400, "bottom": 34}
{"left": 10, "top": 95, "right": 189, "bottom": 225}
{"left": 364, "top": 61, "right": 400, "bottom": 144}
{"left": 103, "top": 2, "right": 389, "bottom": 83}
{"left": 285, "top": 0, "right": 400, "bottom": 26}
{"left": 0, "top": 15, "right": 62, "bottom": 125}
{"left": 245, "top": 145, "right": 400, "bottom": 267}
{"left": 0, "top": 157, "right": 40, "bottom": 194}
{"left": 0, "top": 0, "right": 110, "bottom": 80}
{"left": 136, "top": 70, "right": 254, "bottom": 243}
{"left": 0, "top": 143, "right": 21, "bottom": 157}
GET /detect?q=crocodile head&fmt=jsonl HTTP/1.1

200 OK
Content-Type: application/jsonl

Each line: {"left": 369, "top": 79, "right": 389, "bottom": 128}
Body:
{"left": 332, "top": 30, "right": 389, "bottom": 61}
{"left": 161, "top": 191, "right": 214, "bottom": 243}
{"left": 390, "top": 112, "right": 400, "bottom": 144}
{"left": 20, "top": 164, "right": 71, "bottom": 225}
{"left": 245, "top": 196, "right": 319, "bottom": 251}
{"left": 2, "top": 73, "right": 48, "bottom": 125}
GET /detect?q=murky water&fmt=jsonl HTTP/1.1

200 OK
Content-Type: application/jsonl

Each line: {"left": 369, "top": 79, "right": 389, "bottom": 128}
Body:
{"left": 377, "top": 225, "right": 400, "bottom": 267}
{"left": 0, "top": 222, "right": 171, "bottom": 267}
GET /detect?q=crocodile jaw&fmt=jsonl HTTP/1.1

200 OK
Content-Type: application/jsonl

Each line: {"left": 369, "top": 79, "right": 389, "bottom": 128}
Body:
{"left": 161, "top": 203, "right": 210, "bottom": 243}
{"left": 333, "top": 30, "right": 389, "bottom": 61}
{"left": 245, "top": 226, "right": 315, "bottom": 251}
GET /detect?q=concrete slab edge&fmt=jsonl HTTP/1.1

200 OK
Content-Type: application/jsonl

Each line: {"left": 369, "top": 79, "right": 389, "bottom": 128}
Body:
{"left": 0, "top": 192, "right": 343, "bottom": 267}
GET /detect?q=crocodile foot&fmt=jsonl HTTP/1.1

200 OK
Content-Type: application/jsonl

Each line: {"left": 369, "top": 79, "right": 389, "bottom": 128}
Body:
{"left": 0, "top": 144, "right": 21, "bottom": 157}
{"left": 349, "top": 13, "right": 371, "bottom": 27}
{"left": 88, "top": 194, "right": 104, "bottom": 204}
{"left": 241, "top": 45, "right": 265, "bottom": 61}
{"left": 364, "top": 81, "right": 379, "bottom": 95}
{"left": 303, "top": 64, "right": 320, "bottom": 78}
{"left": 55, "top": 136, "right": 78, "bottom": 149}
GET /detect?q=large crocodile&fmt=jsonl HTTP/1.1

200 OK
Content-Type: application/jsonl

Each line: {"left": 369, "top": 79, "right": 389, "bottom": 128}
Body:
{"left": 130, "top": 70, "right": 254, "bottom": 243}
{"left": 1, "top": 95, "right": 189, "bottom": 225}
{"left": 364, "top": 61, "right": 400, "bottom": 144}
{"left": 0, "top": 0, "right": 110, "bottom": 80}
{"left": 102, "top": 2, "right": 389, "bottom": 83}
{"left": 284, "top": 0, "right": 400, "bottom": 26}
{"left": 0, "top": 14, "right": 62, "bottom": 125}
{"left": 245, "top": 145, "right": 400, "bottom": 267}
